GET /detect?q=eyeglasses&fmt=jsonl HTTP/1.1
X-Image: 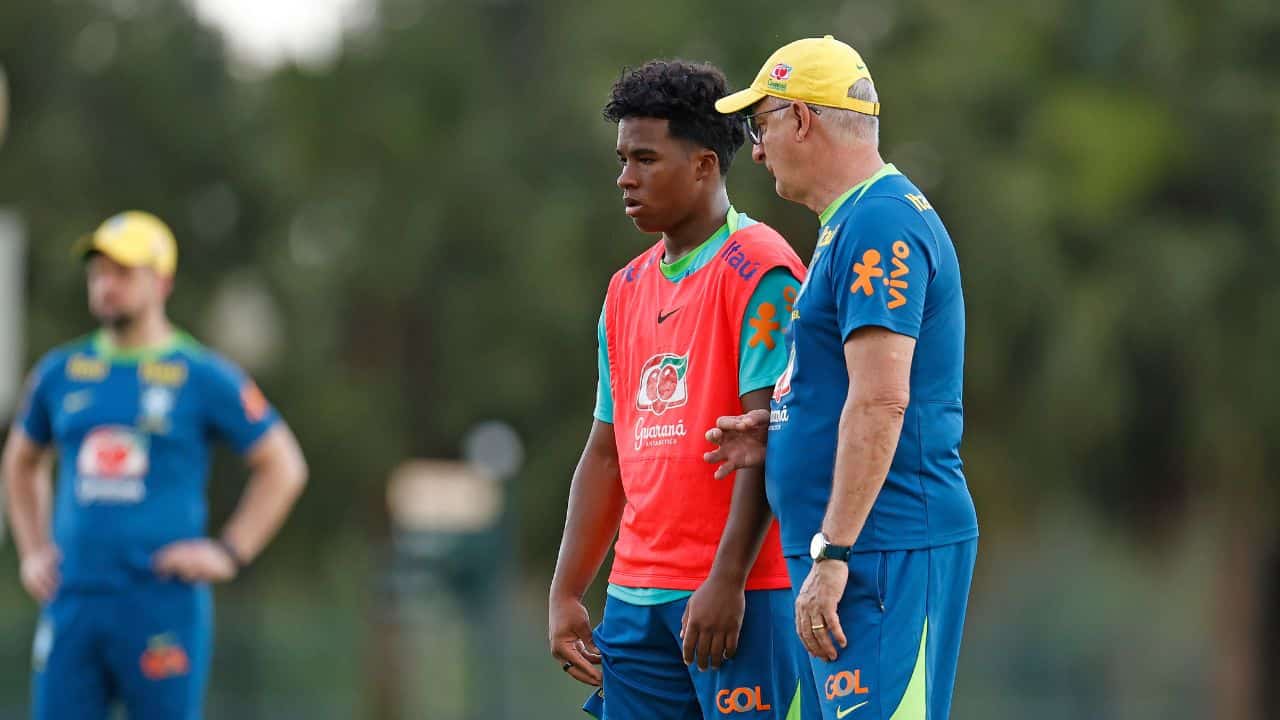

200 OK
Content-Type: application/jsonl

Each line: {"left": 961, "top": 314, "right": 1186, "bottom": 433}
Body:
{"left": 742, "top": 103, "right": 822, "bottom": 145}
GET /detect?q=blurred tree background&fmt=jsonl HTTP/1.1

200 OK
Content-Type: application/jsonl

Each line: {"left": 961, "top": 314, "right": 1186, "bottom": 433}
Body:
{"left": 0, "top": 0, "right": 1278, "bottom": 717}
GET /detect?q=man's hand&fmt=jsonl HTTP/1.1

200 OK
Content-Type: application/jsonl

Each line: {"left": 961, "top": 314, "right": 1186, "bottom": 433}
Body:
{"left": 153, "top": 539, "right": 238, "bottom": 583}
{"left": 20, "top": 545, "right": 60, "bottom": 603}
{"left": 703, "top": 409, "right": 771, "bottom": 480}
{"left": 794, "top": 560, "right": 849, "bottom": 661}
{"left": 549, "top": 594, "right": 603, "bottom": 686}
{"left": 681, "top": 573, "right": 746, "bottom": 670}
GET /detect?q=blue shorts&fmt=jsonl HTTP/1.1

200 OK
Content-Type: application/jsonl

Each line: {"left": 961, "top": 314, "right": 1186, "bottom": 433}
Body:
{"left": 32, "top": 580, "right": 213, "bottom": 720}
{"left": 584, "top": 589, "right": 803, "bottom": 719}
{"left": 785, "top": 539, "right": 976, "bottom": 720}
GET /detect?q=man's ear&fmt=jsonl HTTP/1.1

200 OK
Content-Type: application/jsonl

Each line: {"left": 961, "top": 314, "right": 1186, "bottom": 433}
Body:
{"left": 793, "top": 102, "right": 815, "bottom": 142}
{"left": 695, "top": 148, "right": 721, "bottom": 182}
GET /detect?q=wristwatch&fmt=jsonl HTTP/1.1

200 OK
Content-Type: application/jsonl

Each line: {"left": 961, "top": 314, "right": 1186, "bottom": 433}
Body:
{"left": 214, "top": 538, "right": 246, "bottom": 571}
{"left": 809, "top": 532, "right": 853, "bottom": 563}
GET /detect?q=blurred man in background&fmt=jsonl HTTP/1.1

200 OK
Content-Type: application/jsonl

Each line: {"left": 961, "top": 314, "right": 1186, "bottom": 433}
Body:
{"left": 708, "top": 36, "right": 979, "bottom": 719}
{"left": 0, "top": 63, "right": 9, "bottom": 149}
{"left": 549, "top": 60, "right": 808, "bottom": 719}
{"left": 2, "top": 210, "right": 307, "bottom": 719}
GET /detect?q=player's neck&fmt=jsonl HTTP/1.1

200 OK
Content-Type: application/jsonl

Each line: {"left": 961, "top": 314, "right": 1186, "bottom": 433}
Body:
{"left": 801, "top": 145, "right": 885, "bottom": 216}
{"left": 104, "top": 311, "right": 174, "bottom": 351}
{"left": 660, "top": 189, "right": 730, "bottom": 265}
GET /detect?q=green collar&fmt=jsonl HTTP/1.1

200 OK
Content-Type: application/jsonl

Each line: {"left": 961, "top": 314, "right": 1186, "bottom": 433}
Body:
{"left": 92, "top": 328, "right": 196, "bottom": 363}
{"left": 819, "top": 163, "right": 901, "bottom": 225}
{"left": 660, "top": 206, "right": 742, "bottom": 279}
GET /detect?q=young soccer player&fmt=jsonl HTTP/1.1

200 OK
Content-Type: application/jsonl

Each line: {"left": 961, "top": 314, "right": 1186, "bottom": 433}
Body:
{"left": 548, "top": 60, "right": 808, "bottom": 719}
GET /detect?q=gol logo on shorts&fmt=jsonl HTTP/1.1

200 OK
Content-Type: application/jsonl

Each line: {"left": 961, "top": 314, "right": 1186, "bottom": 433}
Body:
{"left": 716, "top": 685, "right": 772, "bottom": 714}
{"left": 824, "top": 669, "right": 870, "bottom": 700}
{"left": 140, "top": 635, "right": 190, "bottom": 681}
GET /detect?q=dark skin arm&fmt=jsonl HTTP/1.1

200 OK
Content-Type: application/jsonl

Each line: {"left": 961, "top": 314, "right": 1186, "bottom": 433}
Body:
{"left": 680, "top": 387, "right": 775, "bottom": 670}
{"left": 548, "top": 420, "right": 625, "bottom": 686}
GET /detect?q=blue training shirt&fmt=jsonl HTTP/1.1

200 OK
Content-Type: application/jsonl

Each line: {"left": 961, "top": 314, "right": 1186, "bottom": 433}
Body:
{"left": 15, "top": 330, "right": 279, "bottom": 591}
{"left": 766, "top": 164, "right": 978, "bottom": 556}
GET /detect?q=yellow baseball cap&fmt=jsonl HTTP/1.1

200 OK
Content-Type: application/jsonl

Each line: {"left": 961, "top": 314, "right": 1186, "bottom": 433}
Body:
{"left": 715, "top": 35, "right": 879, "bottom": 117}
{"left": 75, "top": 211, "right": 178, "bottom": 277}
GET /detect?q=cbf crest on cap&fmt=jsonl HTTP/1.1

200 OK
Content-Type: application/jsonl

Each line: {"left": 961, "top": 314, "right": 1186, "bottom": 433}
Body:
{"left": 74, "top": 210, "right": 178, "bottom": 277}
{"left": 716, "top": 35, "right": 879, "bottom": 117}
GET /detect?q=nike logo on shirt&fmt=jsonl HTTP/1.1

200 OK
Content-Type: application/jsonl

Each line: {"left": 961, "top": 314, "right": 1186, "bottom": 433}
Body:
{"left": 657, "top": 308, "right": 681, "bottom": 324}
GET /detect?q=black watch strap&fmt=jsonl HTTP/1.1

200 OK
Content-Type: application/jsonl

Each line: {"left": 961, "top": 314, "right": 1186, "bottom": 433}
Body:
{"left": 214, "top": 538, "right": 246, "bottom": 570}
{"left": 821, "top": 542, "right": 853, "bottom": 562}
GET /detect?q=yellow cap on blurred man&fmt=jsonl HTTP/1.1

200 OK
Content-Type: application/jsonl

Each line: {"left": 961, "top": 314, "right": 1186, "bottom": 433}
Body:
{"left": 76, "top": 211, "right": 178, "bottom": 277}
{"left": 715, "top": 35, "right": 880, "bottom": 117}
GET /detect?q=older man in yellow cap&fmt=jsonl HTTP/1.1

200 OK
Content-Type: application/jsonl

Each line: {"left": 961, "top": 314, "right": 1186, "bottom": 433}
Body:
{"left": 3, "top": 211, "right": 308, "bottom": 718}
{"left": 706, "top": 36, "right": 979, "bottom": 720}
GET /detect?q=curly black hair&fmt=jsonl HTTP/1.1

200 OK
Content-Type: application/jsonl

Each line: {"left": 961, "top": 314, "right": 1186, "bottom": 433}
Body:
{"left": 603, "top": 60, "right": 746, "bottom": 176}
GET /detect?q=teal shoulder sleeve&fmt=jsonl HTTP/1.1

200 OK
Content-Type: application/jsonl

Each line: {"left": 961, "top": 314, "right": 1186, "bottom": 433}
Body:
{"left": 739, "top": 267, "right": 802, "bottom": 395}
{"left": 593, "top": 304, "right": 614, "bottom": 423}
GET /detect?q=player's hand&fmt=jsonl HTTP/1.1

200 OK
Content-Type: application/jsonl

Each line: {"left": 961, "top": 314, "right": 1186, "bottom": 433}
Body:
{"left": 681, "top": 572, "right": 745, "bottom": 670}
{"left": 703, "top": 409, "right": 771, "bottom": 479}
{"left": 20, "top": 545, "right": 61, "bottom": 603}
{"left": 549, "top": 594, "right": 603, "bottom": 686}
{"left": 153, "top": 539, "right": 238, "bottom": 584}
{"left": 795, "top": 560, "right": 849, "bottom": 661}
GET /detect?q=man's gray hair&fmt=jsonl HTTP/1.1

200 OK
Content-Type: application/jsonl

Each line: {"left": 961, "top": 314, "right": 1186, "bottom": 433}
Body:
{"left": 820, "top": 78, "right": 879, "bottom": 145}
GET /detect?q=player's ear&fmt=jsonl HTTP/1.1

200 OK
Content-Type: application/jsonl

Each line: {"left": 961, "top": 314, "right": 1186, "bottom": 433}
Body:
{"left": 694, "top": 148, "right": 719, "bottom": 182}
